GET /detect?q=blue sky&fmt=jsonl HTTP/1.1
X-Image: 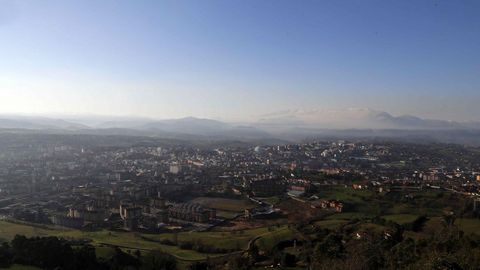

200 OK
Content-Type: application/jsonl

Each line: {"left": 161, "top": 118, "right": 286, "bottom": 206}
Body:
{"left": 0, "top": 0, "right": 479, "bottom": 121}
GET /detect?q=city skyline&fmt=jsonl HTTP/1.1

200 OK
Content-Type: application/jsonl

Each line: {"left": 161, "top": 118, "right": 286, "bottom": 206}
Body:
{"left": 1, "top": 0, "right": 479, "bottom": 121}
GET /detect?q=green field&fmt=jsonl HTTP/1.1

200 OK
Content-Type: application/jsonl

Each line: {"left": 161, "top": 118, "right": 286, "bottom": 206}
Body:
{"left": 254, "top": 226, "right": 297, "bottom": 251}
{"left": 0, "top": 221, "right": 60, "bottom": 239}
{"left": 146, "top": 225, "right": 296, "bottom": 251}
{"left": 259, "top": 196, "right": 282, "bottom": 206}
{"left": 313, "top": 186, "right": 470, "bottom": 222}
{"left": 382, "top": 214, "right": 419, "bottom": 224}
{"left": 326, "top": 212, "right": 373, "bottom": 220}
{"left": 387, "top": 203, "right": 417, "bottom": 215}
{"left": 456, "top": 218, "right": 480, "bottom": 235}
{"left": 315, "top": 186, "right": 375, "bottom": 203}
{"left": 0, "top": 220, "right": 295, "bottom": 262}
{"left": 0, "top": 221, "right": 215, "bottom": 261}
{"left": 357, "top": 223, "right": 386, "bottom": 234}
{"left": 314, "top": 219, "right": 347, "bottom": 229}
{"left": 189, "top": 197, "right": 257, "bottom": 219}
{"left": 190, "top": 197, "right": 255, "bottom": 212}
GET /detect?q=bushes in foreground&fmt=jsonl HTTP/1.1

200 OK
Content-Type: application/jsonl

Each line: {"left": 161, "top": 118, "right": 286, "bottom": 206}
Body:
{"left": 0, "top": 235, "right": 177, "bottom": 270}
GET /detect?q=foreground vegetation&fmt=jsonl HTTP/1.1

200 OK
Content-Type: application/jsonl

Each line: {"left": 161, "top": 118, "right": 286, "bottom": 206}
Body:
{"left": 0, "top": 235, "right": 177, "bottom": 270}
{"left": 2, "top": 186, "right": 480, "bottom": 269}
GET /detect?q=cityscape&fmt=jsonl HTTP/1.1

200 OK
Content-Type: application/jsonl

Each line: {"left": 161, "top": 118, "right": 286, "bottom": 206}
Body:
{"left": 0, "top": 133, "right": 480, "bottom": 269}
{"left": 1, "top": 0, "right": 480, "bottom": 269}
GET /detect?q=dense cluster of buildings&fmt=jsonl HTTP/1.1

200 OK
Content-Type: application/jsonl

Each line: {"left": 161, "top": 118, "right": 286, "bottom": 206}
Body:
{"left": 0, "top": 135, "right": 479, "bottom": 231}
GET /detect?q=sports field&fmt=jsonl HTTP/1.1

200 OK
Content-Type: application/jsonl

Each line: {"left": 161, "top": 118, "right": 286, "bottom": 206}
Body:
{"left": 190, "top": 197, "right": 256, "bottom": 212}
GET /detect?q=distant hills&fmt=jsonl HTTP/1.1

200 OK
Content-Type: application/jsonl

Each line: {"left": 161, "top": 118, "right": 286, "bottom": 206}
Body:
{"left": 1, "top": 109, "right": 480, "bottom": 145}
{"left": 0, "top": 116, "right": 89, "bottom": 130}
{"left": 0, "top": 115, "right": 271, "bottom": 141}
{"left": 255, "top": 108, "right": 480, "bottom": 130}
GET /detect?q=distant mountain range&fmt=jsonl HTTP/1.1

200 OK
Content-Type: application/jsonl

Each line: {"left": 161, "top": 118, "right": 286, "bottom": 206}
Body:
{"left": 255, "top": 108, "right": 480, "bottom": 130}
{"left": 0, "top": 116, "right": 89, "bottom": 130}
{"left": 0, "top": 115, "right": 271, "bottom": 141}
{"left": 1, "top": 109, "right": 480, "bottom": 144}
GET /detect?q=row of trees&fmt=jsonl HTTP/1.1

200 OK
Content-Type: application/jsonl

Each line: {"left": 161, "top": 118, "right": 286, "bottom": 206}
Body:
{"left": 0, "top": 235, "right": 177, "bottom": 270}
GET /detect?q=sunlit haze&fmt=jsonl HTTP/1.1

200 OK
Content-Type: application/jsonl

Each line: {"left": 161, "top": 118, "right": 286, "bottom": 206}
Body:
{"left": 1, "top": 0, "right": 479, "bottom": 121}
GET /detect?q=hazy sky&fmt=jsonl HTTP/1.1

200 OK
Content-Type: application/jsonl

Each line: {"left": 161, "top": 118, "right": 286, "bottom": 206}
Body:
{"left": 0, "top": 0, "right": 479, "bottom": 121}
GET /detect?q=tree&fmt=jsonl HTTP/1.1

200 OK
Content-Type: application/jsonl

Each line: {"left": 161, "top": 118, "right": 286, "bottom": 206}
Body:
{"left": 247, "top": 243, "right": 259, "bottom": 264}
{"left": 315, "top": 234, "right": 344, "bottom": 259}
{"left": 281, "top": 252, "right": 296, "bottom": 267}
{"left": 72, "top": 245, "right": 101, "bottom": 270}
{"left": 0, "top": 242, "right": 12, "bottom": 268}
{"left": 385, "top": 238, "right": 417, "bottom": 269}
{"left": 188, "top": 261, "right": 209, "bottom": 270}
{"left": 442, "top": 214, "right": 456, "bottom": 229}
{"left": 226, "top": 256, "right": 250, "bottom": 270}
{"left": 108, "top": 247, "right": 140, "bottom": 270}
{"left": 141, "top": 250, "right": 176, "bottom": 270}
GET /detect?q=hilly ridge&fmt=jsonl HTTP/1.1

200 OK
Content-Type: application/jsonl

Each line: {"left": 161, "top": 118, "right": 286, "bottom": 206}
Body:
{"left": 0, "top": 110, "right": 479, "bottom": 144}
